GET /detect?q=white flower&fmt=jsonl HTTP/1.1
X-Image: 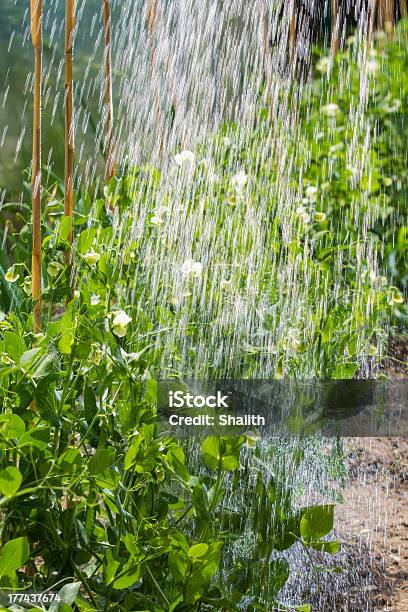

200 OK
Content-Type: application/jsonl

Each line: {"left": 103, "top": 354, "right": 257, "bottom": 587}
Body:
{"left": 366, "top": 60, "right": 379, "bottom": 75}
{"left": 316, "top": 56, "right": 330, "bottom": 74}
{"left": 112, "top": 310, "right": 132, "bottom": 337}
{"left": 5, "top": 267, "right": 19, "bottom": 283}
{"left": 113, "top": 310, "right": 132, "bottom": 327}
{"left": 383, "top": 177, "right": 393, "bottom": 187}
{"left": 314, "top": 211, "right": 327, "bottom": 223}
{"left": 220, "top": 279, "right": 232, "bottom": 290}
{"left": 231, "top": 170, "right": 248, "bottom": 193}
{"left": 150, "top": 214, "right": 164, "bottom": 226}
{"left": 222, "top": 136, "right": 231, "bottom": 147}
{"left": 174, "top": 150, "right": 195, "bottom": 166}
{"left": 83, "top": 250, "right": 101, "bottom": 265}
{"left": 305, "top": 186, "right": 318, "bottom": 202}
{"left": 322, "top": 103, "right": 340, "bottom": 118}
{"left": 181, "top": 259, "right": 203, "bottom": 278}
{"left": 91, "top": 294, "right": 101, "bottom": 306}
{"left": 22, "top": 276, "right": 32, "bottom": 295}
{"left": 120, "top": 348, "right": 142, "bottom": 363}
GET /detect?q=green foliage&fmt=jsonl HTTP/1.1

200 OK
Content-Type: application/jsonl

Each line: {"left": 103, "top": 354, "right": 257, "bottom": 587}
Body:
{"left": 0, "top": 23, "right": 407, "bottom": 611}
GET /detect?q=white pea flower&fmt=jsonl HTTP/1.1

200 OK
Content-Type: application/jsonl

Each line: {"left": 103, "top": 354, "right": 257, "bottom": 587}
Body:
{"left": 305, "top": 186, "right": 318, "bottom": 202}
{"left": 150, "top": 214, "right": 164, "bottom": 226}
{"left": 181, "top": 259, "right": 203, "bottom": 278}
{"left": 174, "top": 150, "right": 195, "bottom": 166}
{"left": 5, "top": 267, "right": 19, "bottom": 283}
{"left": 83, "top": 250, "right": 100, "bottom": 265}
{"left": 329, "top": 142, "right": 344, "bottom": 155}
{"left": 298, "top": 212, "right": 310, "bottom": 223}
{"left": 120, "top": 348, "right": 142, "bottom": 363}
{"left": 22, "top": 276, "right": 32, "bottom": 296}
{"left": 314, "top": 212, "right": 327, "bottom": 223}
{"left": 91, "top": 294, "right": 101, "bottom": 306}
{"left": 322, "top": 103, "right": 340, "bottom": 118}
{"left": 112, "top": 310, "right": 132, "bottom": 337}
{"left": 231, "top": 170, "right": 248, "bottom": 193}
{"left": 366, "top": 60, "right": 379, "bottom": 75}
{"left": 316, "top": 56, "right": 330, "bottom": 74}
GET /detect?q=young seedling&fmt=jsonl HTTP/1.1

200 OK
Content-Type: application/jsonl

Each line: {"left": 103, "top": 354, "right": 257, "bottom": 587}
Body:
{"left": 30, "top": 0, "right": 43, "bottom": 333}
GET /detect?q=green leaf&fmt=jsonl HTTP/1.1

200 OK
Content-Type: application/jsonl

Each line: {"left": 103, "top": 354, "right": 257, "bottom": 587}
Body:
{"left": 124, "top": 435, "right": 143, "bottom": 470}
{"left": 202, "top": 436, "right": 244, "bottom": 471}
{"left": 268, "top": 558, "right": 290, "bottom": 598}
{"left": 20, "top": 347, "right": 41, "bottom": 366}
{"left": 310, "top": 540, "right": 341, "bottom": 554}
{"left": 0, "top": 467, "right": 22, "bottom": 498}
{"left": 168, "top": 550, "right": 189, "bottom": 580}
{"left": 60, "top": 216, "right": 73, "bottom": 241}
{"left": 0, "top": 414, "right": 25, "bottom": 439}
{"left": 300, "top": 504, "right": 335, "bottom": 543}
{"left": 192, "top": 484, "right": 211, "bottom": 521}
{"left": 84, "top": 386, "right": 97, "bottom": 423}
{"left": 188, "top": 543, "right": 209, "bottom": 559}
{"left": 88, "top": 447, "right": 115, "bottom": 475}
{"left": 77, "top": 228, "right": 96, "bottom": 254}
{"left": 0, "top": 537, "right": 30, "bottom": 577}
{"left": 4, "top": 331, "right": 26, "bottom": 363}
{"left": 58, "top": 448, "right": 83, "bottom": 475}
{"left": 49, "top": 582, "right": 81, "bottom": 612}
{"left": 19, "top": 426, "right": 50, "bottom": 450}
{"left": 113, "top": 560, "right": 142, "bottom": 589}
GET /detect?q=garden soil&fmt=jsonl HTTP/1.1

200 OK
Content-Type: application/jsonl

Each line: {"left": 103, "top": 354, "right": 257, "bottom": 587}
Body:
{"left": 337, "top": 437, "right": 408, "bottom": 611}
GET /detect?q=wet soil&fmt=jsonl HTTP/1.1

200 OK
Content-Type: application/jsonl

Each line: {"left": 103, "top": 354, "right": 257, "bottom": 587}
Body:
{"left": 336, "top": 437, "right": 408, "bottom": 611}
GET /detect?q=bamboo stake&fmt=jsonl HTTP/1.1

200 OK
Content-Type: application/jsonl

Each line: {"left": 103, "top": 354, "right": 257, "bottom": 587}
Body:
{"left": 331, "top": 0, "right": 340, "bottom": 54}
{"left": 368, "top": 0, "right": 378, "bottom": 47}
{"left": 147, "top": 0, "right": 165, "bottom": 158}
{"left": 103, "top": 0, "right": 116, "bottom": 181}
{"left": 258, "top": 0, "right": 277, "bottom": 133}
{"left": 384, "top": 0, "right": 395, "bottom": 34}
{"left": 64, "top": 0, "right": 76, "bottom": 245}
{"left": 288, "top": 0, "right": 297, "bottom": 70}
{"left": 30, "top": 0, "right": 43, "bottom": 334}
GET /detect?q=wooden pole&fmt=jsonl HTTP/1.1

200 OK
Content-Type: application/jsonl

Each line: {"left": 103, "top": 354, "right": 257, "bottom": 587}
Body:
{"left": 103, "top": 0, "right": 116, "bottom": 181}
{"left": 64, "top": 0, "right": 76, "bottom": 245}
{"left": 368, "top": 0, "right": 378, "bottom": 47}
{"left": 384, "top": 0, "right": 395, "bottom": 34}
{"left": 30, "top": 0, "right": 43, "bottom": 334}
{"left": 401, "top": 0, "right": 408, "bottom": 18}
{"left": 147, "top": 0, "right": 165, "bottom": 157}
{"left": 288, "top": 0, "right": 297, "bottom": 70}
{"left": 331, "top": 0, "right": 340, "bottom": 54}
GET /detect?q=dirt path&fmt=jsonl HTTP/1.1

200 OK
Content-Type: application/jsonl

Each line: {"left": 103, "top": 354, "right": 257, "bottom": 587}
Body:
{"left": 337, "top": 438, "right": 408, "bottom": 611}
